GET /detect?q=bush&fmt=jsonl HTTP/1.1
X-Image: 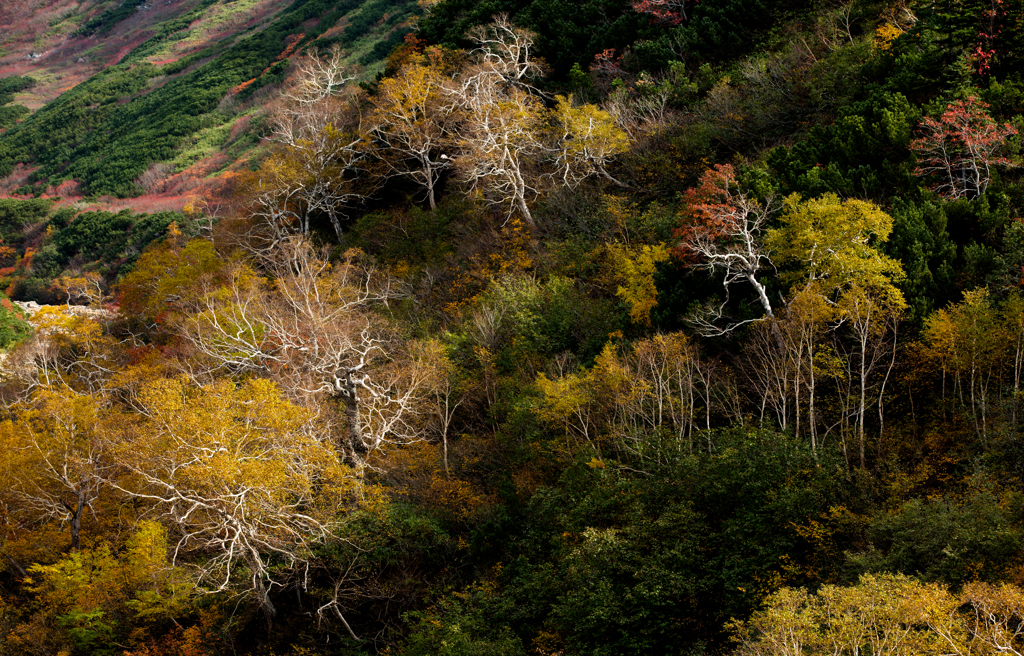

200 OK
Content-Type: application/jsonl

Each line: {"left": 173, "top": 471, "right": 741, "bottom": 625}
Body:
{"left": 0, "top": 294, "right": 31, "bottom": 349}
{"left": 849, "top": 483, "right": 1024, "bottom": 585}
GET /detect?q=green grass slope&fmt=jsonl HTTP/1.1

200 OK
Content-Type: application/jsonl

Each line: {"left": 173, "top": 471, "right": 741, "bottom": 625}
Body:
{"left": 0, "top": 0, "right": 419, "bottom": 198}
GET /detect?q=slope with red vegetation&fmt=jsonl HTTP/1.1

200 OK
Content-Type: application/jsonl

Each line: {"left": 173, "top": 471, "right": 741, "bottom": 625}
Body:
{"left": 0, "top": 0, "right": 296, "bottom": 215}
{"left": 0, "top": 0, "right": 295, "bottom": 111}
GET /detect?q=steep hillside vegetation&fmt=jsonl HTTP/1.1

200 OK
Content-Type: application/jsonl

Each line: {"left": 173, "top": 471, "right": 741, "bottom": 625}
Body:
{"left": 1, "top": 0, "right": 1024, "bottom": 655}
{"left": 0, "top": 0, "right": 418, "bottom": 198}
{"left": 0, "top": 0, "right": 418, "bottom": 302}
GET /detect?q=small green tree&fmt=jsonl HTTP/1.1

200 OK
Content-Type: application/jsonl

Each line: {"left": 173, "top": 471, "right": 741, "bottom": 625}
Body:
{"left": 0, "top": 294, "right": 31, "bottom": 350}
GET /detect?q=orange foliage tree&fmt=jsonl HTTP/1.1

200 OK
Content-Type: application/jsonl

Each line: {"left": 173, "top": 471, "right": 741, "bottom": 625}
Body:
{"left": 673, "top": 164, "right": 779, "bottom": 335}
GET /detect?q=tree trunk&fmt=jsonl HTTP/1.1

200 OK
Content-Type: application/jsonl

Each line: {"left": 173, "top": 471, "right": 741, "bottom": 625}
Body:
{"left": 516, "top": 193, "right": 535, "bottom": 228}
{"left": 878, "top": 326, "right": 898, "bottom": 450}
{"left": 859, "top": 333, "right": 867, "bottom": 469}
{"left": 327, "top": 207, "right": 346, "bottom": 244}
{"left": 748, "top": 273, "right": 786, "bottom": 350}
{"left": 337, "top": 371, "right": 366, "bottom": 464}
{"left": 253, "top": 568, "right": 277, "bottom": 629}
{"left": 809, "top": 340, "right": 817, "bottom": 457}
{"left": 424, "top": 157, "right": 438, "bottom": 210}
{"left": 597, "top": 165, "right": 630, "bottom": 189}
{"left": 7, "top": 556, "right": 28, "bottom": 578}
{"left": 62, "top": 490, "right": 86, "bottom": 550}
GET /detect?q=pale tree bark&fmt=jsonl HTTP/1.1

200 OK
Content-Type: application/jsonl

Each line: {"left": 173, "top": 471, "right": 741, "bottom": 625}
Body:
{"left": 367, "top": 52, "right": 460, "bottom": 210}
{"left": 446, "top": 16, "right": 549, "bottom": 227}
{"left": 452, "top": 80, "right": 547, "bottom": 228}
{"left": 1, "top": 386, "right": 114, "bottom": 552}
{"left": 252, "top": 46, "right": 370, "bottom": 244}
{"left": 676, "top": 165, "right": 781, "bottom": 342}
{"left": 838, "top": 284, "right": 904, "bottom": 468}
{"left": 108, "top": 376, "right": 349, "bottom": 624}
{"left": 175, "top": 238, "right": 434, "bottom": 468}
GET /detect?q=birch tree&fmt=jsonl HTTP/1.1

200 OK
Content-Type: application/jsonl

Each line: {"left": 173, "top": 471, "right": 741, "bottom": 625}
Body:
{"left": 768, "top": 193, "right": 905, "bottom": 452}
{"left": 0, "top": 387, "right": 119, "bottom": 551}
{"left": 114, "top": 376, "right": 352, "bottom": 622}
{"left": 674, "top": 164, "right": 779, "bottom": 336}
{"left": 250, "top": 47, "right": 368, "bottom": 243}
{"left": 367, "top": 49, "right": 460, "bottom": 210}
{"left": 923, "top": 288, "right": 1002, "bottom": 445}
{"left": 445, "top": 16, "right": 629, "bottom": 227}
{"left": 837, "top": 283, "right": 904, "bottom": 468}
{"left": 175, "top": 238, "right": 435, "bottom": 467}
{"left": 552, "top": 94, "right": 630, "bottom": 189}
{"left": 455, "top": 85, "right": 548, "bottom": 227}
{"left": 910, "top": 96, "right": 1018, "bottom": 200}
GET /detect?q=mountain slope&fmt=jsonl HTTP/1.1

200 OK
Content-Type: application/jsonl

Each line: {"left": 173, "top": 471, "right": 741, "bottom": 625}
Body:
{"left": 0, "top": 0, "right": 418, "bottom": 201}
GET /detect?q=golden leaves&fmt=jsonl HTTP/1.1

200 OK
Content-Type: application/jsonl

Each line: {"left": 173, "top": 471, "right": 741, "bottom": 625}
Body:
{"left": 606, "top": 242, "right": 670, "bottom": 326}
{"left": 732, "top": 574, "right": 1024, "bottom": 656}
{"left": 767, "top": 192, "right": 905, "bottom": 296}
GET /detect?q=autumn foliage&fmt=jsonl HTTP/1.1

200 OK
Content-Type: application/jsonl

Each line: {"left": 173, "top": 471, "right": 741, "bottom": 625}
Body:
{"left": 910, "top": 96, "right": 1018, "bottom": 199}
{"left": 6, "top": 2, "right": 1024, "bottom": 656}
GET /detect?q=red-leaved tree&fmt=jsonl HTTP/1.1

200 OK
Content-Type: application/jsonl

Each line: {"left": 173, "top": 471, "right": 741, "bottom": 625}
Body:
{"left": 910, "top": 96, "right": 1018, "bottom": 199}
{"left": 673, "top": 164, "right": 778, "bottom": 336}
{"left": 631, "top": 0, "right": 694, "bottom": 26}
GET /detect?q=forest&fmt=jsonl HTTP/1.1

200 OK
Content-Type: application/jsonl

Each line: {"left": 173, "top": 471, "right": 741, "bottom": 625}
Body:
{"left": 2, "top": 0, "right": 1024, "bottom": 653}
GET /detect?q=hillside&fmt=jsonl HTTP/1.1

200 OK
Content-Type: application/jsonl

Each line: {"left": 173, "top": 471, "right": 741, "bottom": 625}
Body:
{"left": 0, "top": 0, "right": 417, "bottom": 198}
{"left": 0, "top": 0, "right": 418, "bottom": 301}
{"left": 1, "top": 0, "right": 1024, "bottom": 655}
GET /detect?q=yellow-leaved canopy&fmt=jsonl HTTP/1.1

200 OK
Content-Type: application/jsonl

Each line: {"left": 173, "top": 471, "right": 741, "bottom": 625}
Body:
{"left": 766, "top": 192, "right": 905, "bottom": 298}
{"left": 116, "top": 376, "right": 355, "bottom": 615}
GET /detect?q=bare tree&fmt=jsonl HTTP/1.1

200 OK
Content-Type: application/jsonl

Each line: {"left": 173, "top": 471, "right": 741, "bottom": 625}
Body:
{"left": 464, "top": 15, "right": 546, "bottom": 89}
{"left": 175, "top": 238, "right": 434, "bottom": 467}
{"left": 739, "top": 319, "right": 794, "bottom": 430}
{"left": 420, "top": 340, "right": 469, "bottom": 475}
{"left": 251, "top": 47, "right": 369, "bottom": 243}
{"left": 437, "top": 16, "right": 631, "bottom": 225}
{"left": 455, "top": 86, "right": 548, "bottom": 227}
{"left": 446, "top": 17, "right": 550, "bottom": 227}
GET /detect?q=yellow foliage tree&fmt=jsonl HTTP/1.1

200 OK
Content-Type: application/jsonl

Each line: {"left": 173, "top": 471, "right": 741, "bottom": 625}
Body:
{"left": 837, "top": 282, "right": 905, "bottom": 466}
{"left": 0, "top": 386, "right": 123, "bottom": 551}
{"left": 553, "top": 95, "right": 630, "bottom": 189}
{"left": 368, "top": 50, "right": 461, "bottom": 210}
{"left": 26, "top": 521, "right": 191, "bottom": 623}
{"left": 606, "top": 242, "right": 670, "bottom": 326}
{"left": 922, "top": 288, "right": 1004, "bottom": 444}
{"left": 731, "top": 574, "right": 1024, "bottom": 656}
{"left": 249, "top": 46, "right": 368, "bottom": 242}
{"left": 116, "top": 238, "right": 227, "bottom": 326}
{"left": 175, "top": 239, "right": 436, "bottom": 467}
{"left": 767, "top": 193, "right": 905, "bottom": 299}
{"left": 536, "top": 334, "right": 722, "bottom": 461}
{"left": 536, "top": 366, "right": 600, "bottom": 450}
{"left": 50, "top": 272, "right": 104, "bottom": 306}
{"left": 113, "top": 377, "right": 354, "bottom": 620}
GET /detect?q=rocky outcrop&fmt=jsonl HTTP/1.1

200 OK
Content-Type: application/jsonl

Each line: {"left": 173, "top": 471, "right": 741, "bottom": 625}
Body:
{"left": 13, "top": 301, "right": 114, "bottom": 321}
